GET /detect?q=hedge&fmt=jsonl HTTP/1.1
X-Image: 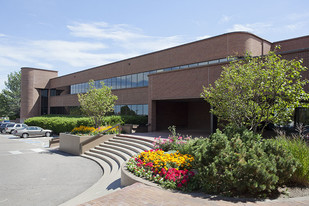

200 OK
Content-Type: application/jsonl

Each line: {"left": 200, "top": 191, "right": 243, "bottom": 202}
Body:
{"left": 24, "top": 115, "right": 148, "bottom": 134}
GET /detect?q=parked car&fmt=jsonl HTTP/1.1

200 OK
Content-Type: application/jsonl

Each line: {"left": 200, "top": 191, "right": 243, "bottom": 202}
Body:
{"left": 4, "top": 123, "right": 27, "bottom": 134}
{"left": 13, "top": 126, "right": 52, "bottom": 138}
{"left": 0, "top": 123, "right": 11, "bottom": 133}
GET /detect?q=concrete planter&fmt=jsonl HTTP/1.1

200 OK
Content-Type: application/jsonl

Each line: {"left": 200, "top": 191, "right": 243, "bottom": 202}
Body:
{"left": 59, "top": 133, "right": 114, "bottom": 155}
{"left": 121, "top": 124, "right": 133, "bottom": 134}
{"left": 121, "top": 161, "right": 161, "bottom": 188}
{"left": 59, "top": 133, "right": 91, "bottom": 155}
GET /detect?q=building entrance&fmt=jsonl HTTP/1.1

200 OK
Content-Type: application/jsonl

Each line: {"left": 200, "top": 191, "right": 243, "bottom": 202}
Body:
{"left": 155, "top": 99, "right": 211, "bottom": 134}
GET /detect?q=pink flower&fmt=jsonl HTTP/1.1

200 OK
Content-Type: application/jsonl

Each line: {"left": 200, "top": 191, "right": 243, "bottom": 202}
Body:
{"left": 181, "top": 179, "right": 187, "bottom": 184}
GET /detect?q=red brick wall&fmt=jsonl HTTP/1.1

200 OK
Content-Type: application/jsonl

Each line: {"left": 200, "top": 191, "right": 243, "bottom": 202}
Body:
{"left": 20, "top": 68, "right": 58, "bottom": 121}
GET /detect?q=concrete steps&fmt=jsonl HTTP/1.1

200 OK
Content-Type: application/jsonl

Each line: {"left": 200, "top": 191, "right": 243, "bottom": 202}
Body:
{"left": 60, "top": 134, "right": 155, "bottom": 206}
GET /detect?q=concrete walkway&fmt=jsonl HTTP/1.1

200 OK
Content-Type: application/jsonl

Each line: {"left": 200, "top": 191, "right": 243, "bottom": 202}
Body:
{"left": 80, "top": 183, "right": 309, "bottom": 206}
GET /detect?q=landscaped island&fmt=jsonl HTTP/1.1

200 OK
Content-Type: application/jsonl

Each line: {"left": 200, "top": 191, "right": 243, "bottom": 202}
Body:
{"left": 126, "top": 126, "right": 309, "bottom": 198}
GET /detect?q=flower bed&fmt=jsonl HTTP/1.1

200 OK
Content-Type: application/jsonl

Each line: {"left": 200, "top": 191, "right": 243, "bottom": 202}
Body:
{"left": 126, "top": 149, "right": 195, "bottom": 190}
{"left": 70, "top": 125, "right": 119, "bottom": 135}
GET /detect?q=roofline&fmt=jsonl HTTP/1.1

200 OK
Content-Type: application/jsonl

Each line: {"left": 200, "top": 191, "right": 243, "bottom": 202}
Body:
{"left": 21, "top": 67, "right": 58, "bottom": 73}
{"left": 52, "top": 31, "right": 270, "bottom": 79}
{"left": 273, "top": 34, "right": 309, "bottom": 44}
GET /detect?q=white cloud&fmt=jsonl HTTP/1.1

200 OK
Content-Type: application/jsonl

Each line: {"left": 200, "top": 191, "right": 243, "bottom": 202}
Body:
{"left": 227, "top": 23, "right": 272, "bottom": 34}
{"left": 0, "top": 33, "right": 6, "bottom": 37}
{"left": 67, "top": 22, "right": 144, "bottom": 41}
{"left": 220, "top": 15, "right": 231, "bottom": 23}
{"left": 284, "top": 21, "right": 306, "bottom": 31}
{"left": 0, "top": 21, "right": 191, "bottom": 90}
{"left": 67, "top": 22, "right": 186, "bottom": 52}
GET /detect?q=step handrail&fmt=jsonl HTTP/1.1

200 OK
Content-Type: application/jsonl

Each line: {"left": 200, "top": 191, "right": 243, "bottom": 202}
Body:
{"left": 79, "top": 124, "right": 121, "bottom": 154}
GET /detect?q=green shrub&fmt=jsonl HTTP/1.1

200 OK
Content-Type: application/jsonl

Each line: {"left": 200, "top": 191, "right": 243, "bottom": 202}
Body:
{"left": 24, "top": 115, "right": 139, "bottom": 134}
{"left": 191, "top": 129, "right": 297, "bottom": 197}
{"left": 273, "top": 136, "right": 309, "bottom": 186}
{"left": 121, "top": 115, "right": 148, "bottom": 125}
{"left": 104, "top": 115, "right": 124, "bottom": 125}
{"left": 24, "top": 116, "right": 81, "bottom": 134}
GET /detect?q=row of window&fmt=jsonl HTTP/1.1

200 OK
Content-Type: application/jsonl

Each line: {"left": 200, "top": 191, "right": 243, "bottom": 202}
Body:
{"left": 70, "top": 57, "right": 233, "bottom": 94}
{"left": 114, "top": 104, "right": 148, "bottom": 116}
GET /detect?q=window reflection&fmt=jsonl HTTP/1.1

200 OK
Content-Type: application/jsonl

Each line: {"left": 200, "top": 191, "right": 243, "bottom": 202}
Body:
{"left": 132, "top": 74, "right": 137, "bottom": 87}
{"left": 70, "top": 57, "right": 235, "bottom": 95}
{"left": 137, "top": 73, "right": 143, "bottom": 87}
{"left": 113, "top": 104, "right": 148, "bottom": 115}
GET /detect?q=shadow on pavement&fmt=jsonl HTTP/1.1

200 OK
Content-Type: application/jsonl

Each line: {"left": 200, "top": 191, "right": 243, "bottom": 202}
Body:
{"left": 106, "top": 178, "right": 121, "bottom": 190}
{"left": 41, "top": 149, "right": 77, "bottom": 157}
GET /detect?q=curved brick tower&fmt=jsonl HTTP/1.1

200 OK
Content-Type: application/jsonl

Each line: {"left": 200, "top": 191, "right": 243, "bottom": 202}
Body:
{"left": 20, "top": 67, "right": 58, "bottom": 122}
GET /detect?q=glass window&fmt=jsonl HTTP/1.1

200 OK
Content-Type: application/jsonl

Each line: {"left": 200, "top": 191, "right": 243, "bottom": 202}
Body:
{"left": 85, "top": 83, "right": 90, "bottom": 92}
{"left": 143, "top": 104, "right": 148, "bottom": 115}
{"left": 157, "top": 69, "right": 164, "bottom": 73}
{"left": 137, "top": 73, "right": 143, "bottom": 87}
{"left": 171, "top": 66, "right": 180, "bottom": 70}
{"left": 149, "top": 70, "right": 157, "bottom": 74}
{"left": 116, "top": 76, "right": 121, "bottom": 89}
{"left": 81, "top": 83, "right": 85, "bottom": 93}
{"left": 199, "top": 61, "right": 208, "bottom": 66}
{"left": 131, "top": 74, "right": 137, "bottom": 87}
{"left": 120, "top": 76, "right": 126, "bottom": 89}
{"left": 219, "top": 58, "right": 228, "bottom": 63}
{"left": 111, "top": 77, "right": 117, "bottom": 89}
{"left": 106, "top": 79, "right": 111, "bottom": 88}
{"left": 209, "top": 59, "right": 219, "bottom": 64}
{"left": 128, "top": 105, "right": 132, "bottom": 110}
{"left": 137, "top": 105, "right": 143, "bottom": 115}
{"left": 76, "top": 84, "right": 80, "bottom": 93}
{"left": 126, "top": 75, "right": 132, "bottom": 88}
{"left": 143, "top": 72, "right": 149, "bottom": 86}
{"left": 163, "top": 68, "right": 172, "bottom": 72}
{"left": 50, "top": 89, "right": 56, "bottom": 96}
{"left": 179, "top": 65, "right": 189, "bottom": 69}
{"left": 188, "top": 63, "right": 198, "bottom": 68}
{"left": 131, "top": 105, "right": 137, "bottom": 114}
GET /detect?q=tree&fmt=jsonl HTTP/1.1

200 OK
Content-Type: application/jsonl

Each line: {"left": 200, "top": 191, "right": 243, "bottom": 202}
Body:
{"left": 0, "top": 71, "right": 21, "bottom": 118}
{"left": 78, "top": 80, "right": 118, "bottom": 128}
{"left": 201, "top": 48, "right": 309, "bottom": 133}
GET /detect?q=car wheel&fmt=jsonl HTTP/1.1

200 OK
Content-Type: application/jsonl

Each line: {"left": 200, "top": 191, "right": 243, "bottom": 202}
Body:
{"left": 22, "top": 133, "right": 29, "bottom": 138}
{"left": 1, "top": 129, "right": 5, "bottom": 134}
{"left": 10, "top": 130, "right": 14, "bottom": 134}
{"left": 45, "top": 132, "right": 51, "bottom": 137}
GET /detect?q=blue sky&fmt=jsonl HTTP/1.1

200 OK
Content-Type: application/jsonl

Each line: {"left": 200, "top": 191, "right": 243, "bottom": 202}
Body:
{"left": 0, "top": 0, "right": 309, "bottom": 90}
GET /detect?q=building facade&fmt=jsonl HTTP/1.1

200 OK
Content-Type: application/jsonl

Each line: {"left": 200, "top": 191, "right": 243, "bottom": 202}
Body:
{"left": 20, "top": 32, "right": 309, "bottom": 132}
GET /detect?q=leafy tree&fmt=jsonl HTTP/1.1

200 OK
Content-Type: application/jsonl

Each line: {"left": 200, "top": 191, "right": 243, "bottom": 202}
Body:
{"left": 201, "top": 48, "right": 309, "bottom": 133}
{"left": 78, "top": 80, "right": 118, "bottom": 128}
{"left": 120, "top": 105, "right": 136, "bottom": 115}
{"left": 0, "top": 71, "right": 21, "bottom": 118}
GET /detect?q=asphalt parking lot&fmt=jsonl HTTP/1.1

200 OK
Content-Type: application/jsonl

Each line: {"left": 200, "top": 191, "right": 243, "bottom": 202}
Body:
{"left": 0, "top": 133, "right": 102, "bottom": 206}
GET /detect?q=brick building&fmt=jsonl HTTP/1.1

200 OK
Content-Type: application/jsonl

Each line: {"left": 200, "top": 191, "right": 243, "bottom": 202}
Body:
{"left": 20, "top": 32, "right": 309, "bottom": 132}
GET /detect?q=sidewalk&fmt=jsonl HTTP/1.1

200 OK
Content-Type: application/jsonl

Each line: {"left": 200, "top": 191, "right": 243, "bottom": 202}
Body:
{"left": 79, "top": 183, "right": 309, "bottom": 206}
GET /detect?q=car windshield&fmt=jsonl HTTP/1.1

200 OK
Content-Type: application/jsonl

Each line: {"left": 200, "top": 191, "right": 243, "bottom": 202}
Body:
{"left": 7, "top": 124, "right": 14, "bottom": 127}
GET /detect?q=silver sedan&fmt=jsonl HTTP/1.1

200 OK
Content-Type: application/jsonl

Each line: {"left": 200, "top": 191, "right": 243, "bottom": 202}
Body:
{"left": 13, "top": 126, "right": 52, "bottom": 138}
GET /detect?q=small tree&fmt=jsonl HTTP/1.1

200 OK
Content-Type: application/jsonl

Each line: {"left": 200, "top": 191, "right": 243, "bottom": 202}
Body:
{"left": 0, "top": 71, "right": 21, "bottom": 118}
{"left": 78, "top": 80, "right": 118, "bottom": 128}
{"left": 201, "top": 48, "right": 309, "bottom": 133}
